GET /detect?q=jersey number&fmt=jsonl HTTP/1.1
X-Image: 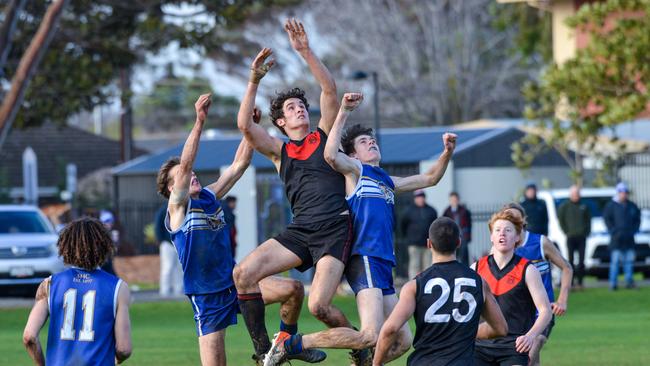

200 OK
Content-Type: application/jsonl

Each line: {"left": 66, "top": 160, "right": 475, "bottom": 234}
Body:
{"left": 60, "top": 289, "right": 96, "bottom": 341}
{"left": 423, "top": 277, "right": 477, "bottom": 323}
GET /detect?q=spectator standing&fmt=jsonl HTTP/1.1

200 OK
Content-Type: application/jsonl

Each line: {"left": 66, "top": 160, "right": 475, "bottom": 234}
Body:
{"left": 400, "top": 189, "right": 438, "bottom": 278}
{"left": 557, "top": 185, "right": 591, "bottom": 289}
{"left": 222, "top": 196, "right": 238, "bottom": 258}
{"left": 155, "top": 205, "right": 183, "bottom": 297}
{"left": 603, "top": 182, "right": 641, "bottom": 290}
{"left": 442, "top": 191, "right": 472, "bottom": 265}
{"left": 521, "top": 183, "right": 549, "bottom": 236}
{"left": 99, "top": 210, "right": 118, "bottom": 275}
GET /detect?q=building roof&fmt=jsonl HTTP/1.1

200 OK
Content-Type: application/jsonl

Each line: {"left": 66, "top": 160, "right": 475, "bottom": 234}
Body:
{"left": 0, "top": 122, "right": 146, "bottom": 188}
{"left": 112, "top": 126, "right": 533, "bottom": 176}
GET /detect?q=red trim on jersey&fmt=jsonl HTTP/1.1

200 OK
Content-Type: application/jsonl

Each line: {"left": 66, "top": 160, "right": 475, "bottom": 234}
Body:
{"left": 286, "top": 130, "right": 321, "bottom": 160}
{"left": 477, "top": 256, "right": 528, "bottom": 296}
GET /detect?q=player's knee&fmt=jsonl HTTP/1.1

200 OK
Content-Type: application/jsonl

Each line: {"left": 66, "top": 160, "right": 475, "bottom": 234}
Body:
{"left": 233, "top": 263, "right": 252, "bottom": 289}
{"left": 288, "top": 279, "right": 305, "bottom": 302}
{"left": 359, "top": 328, "right": 379, "bottom": 348}
{"left": 307, "top": 301, "right": 331, "bottom": 322}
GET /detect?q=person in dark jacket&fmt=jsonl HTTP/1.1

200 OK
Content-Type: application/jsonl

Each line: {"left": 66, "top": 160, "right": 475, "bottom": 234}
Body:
{"left": 603, "top": 182, "right": 641, "bottom": 290}
{"left": 558, "top": 185, "right": 591, "bottom": 288}
{"left": 442, "top": 191, "right": 472, "bottom": 265}
{"left": 400, "top": 189, "right": 438, "bottom": 278}
{"left": 155, "top": 204, "right": 183, "bottom": 297}
{"left": 521, "top": 183, "right": 549, "bottom": 236}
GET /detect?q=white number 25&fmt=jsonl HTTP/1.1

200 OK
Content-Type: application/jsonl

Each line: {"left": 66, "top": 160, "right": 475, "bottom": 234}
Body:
{"left": 423, "top": 277, "right": 477, "bottom": 323}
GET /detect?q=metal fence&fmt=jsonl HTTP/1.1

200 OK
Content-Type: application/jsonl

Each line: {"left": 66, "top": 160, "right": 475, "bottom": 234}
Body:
{"left": 117, "top": 201, "right": 162, "bottom": 255}
{"left": 621, "top": 153, "right": 650, "bottom": 209}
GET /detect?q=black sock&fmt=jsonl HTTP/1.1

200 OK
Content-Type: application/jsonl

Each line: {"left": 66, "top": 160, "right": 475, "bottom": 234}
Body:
{"left": 238, "top": 293, "right": 271, "bottom": 355}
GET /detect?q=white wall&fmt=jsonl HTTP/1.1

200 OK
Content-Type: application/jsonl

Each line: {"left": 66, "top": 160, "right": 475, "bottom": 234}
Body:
{"left": 420, "top": 160, "right": 454, "bottom": 213}
{"left": 220, "top": 166, "right": 257, "bottom": 263}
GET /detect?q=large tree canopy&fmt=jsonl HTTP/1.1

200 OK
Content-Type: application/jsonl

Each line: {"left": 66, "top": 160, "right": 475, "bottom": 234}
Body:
{"left": 513, "top": 0, "right": 650, "bottom": 185}
{"left": 0, "top": 0, "right": 300, "bottom": 130}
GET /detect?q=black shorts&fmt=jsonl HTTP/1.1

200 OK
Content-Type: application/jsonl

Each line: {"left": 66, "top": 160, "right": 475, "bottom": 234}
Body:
{"left": 475, "top": 345, "right": 528, "bottom": 366}
{"left": 541, "top": 315, "right": 555, "bottom": 339}
{"left": 274, "top": 214, "right": 353, "bottom": 272}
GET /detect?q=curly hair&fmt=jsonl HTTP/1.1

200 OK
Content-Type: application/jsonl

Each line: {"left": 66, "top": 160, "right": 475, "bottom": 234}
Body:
{"left": 269, "top": 88, "right": 310, "bottom": 136}
{"left": 501, "top": 202, "right": 528, "bottom": 228}
{"left": 341, "top": 124, "right": 375, "bottom": 155}
{"left": 157, "top": 157, "right": 180, "bottom": 199}
{"left": 57, "top": 217, "right": 115, "bottom": 270}
{"left": 488, "top": 209, "right": 525, "bottom": 247}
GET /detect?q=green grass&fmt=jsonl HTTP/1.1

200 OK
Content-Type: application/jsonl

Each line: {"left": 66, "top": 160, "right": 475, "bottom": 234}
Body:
{"left": 1, "top": 287, "right": 649, "bottom": 365}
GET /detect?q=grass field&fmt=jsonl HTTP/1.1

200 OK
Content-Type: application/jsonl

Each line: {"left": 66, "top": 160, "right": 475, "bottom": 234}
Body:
{"left": 1, "top": 286, "right": 649, "bottom": 365}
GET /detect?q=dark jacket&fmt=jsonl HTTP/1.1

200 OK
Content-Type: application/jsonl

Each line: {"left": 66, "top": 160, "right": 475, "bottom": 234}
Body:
{"left": 401, "top": 204, "right": 438, "bottom": 247}
{"left": 154, "top": 205, "right": 171, "bottom": 243}
{"left": 603, "top": 199, "right": 641, "bottom": 250}
{"left": 521, "top": 198, "right": 549, "bottom": 236}
{"left": 443, "top": 205, "right": 472, "bottom": 242}
{"left": 558, "top": 199, "right": 591, "bottom": 238}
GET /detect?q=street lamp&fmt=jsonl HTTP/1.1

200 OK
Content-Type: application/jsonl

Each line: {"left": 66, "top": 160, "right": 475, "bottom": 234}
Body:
{"left": 349, "top": 70, "right": 380, "bottom": 146}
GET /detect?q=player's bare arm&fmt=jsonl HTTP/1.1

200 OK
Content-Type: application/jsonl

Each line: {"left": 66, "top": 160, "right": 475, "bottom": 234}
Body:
{"left": 323, "top": 93, "right": 364, "bottom": 193}
{"left": 477, "top": 280, "right": 508, "bottom": 339}
{"left": 392, "top": 133, "right": 457, "bottom": 193}
{"left": 516, "top": 266, "right": 552, "bottom": 354}
{"left": 114, "top": 281, "right": 132, "bottom": 364}
{"left": 543, "top": 236, "right": 572, "bottom": 316}
{"left": 23, "top": 278, "right": 50, "bottom": 366}
{"left": 237, "top": 48, "right": 283, "bottom": 168}
{"left": 207, "top": 108, "right": 261, "bottom": 199}
{"left": 168, "top": 94, "right": 211, "bottom": 230}
{"left": 284, "top": 18, "right": 339, "bottom": 134}
{"left": 373, "top": 280, "right": 416, "bottom": 366}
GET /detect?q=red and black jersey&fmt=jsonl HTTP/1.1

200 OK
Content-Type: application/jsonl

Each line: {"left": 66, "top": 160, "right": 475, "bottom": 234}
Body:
{"left": 279, "top": 128, "right": 347, "bottom": 225}
{"left": 475, "top": 254, "right": 536, "bottom": 349}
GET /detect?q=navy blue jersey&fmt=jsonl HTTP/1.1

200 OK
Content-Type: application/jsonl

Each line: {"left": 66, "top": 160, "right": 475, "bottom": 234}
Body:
{"left": 167, "top": 188, "right": 235, "bottom": 294}
{"left": 515, "top": 231, "right": 554, "bottom": 302}
{"left": 47, "top": 268, "right": 122, "bottom": 366}
{"left": 346, "top": 164, "right": 396, "bottom": 264}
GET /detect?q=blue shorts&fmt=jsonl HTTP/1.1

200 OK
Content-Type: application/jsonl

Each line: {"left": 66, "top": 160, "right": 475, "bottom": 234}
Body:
{"left": 188, "top": 286, "right": 238, "bottom": 337}
{"left": 345, "top": 255, "right": 395, "bottom": 296}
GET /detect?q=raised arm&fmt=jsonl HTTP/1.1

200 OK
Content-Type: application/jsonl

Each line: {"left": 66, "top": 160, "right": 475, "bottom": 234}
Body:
{"left": 323, "top": 93, "right": 364, "bottom": 182}
{"left": 392, "top": 133, "right": 457, "bottom": 193}
{"left": 238, "top": 48, "right": 283, "bottom": 166}
{"left": 373, "top": 280, "right": 417, "bottom": 366}
{"left": 23, "top": 278, "right": 50, "bottom": 366}
{"left": 477, "top": 280, "right": 508, "bottom": 339}
{"left": 284, "top": 18, "right": 339, "bottom": 134}
{"left": 114, "top": 282, "right": 132, "bottom": 364}
{"left": 516, "top": 266, "right": 552, "bottom": 354}
{"left": 543, "top": 237, "right": 572, "bottom": 316}
{"left": 207, "top": 108, "right": 260, "bottom": 199}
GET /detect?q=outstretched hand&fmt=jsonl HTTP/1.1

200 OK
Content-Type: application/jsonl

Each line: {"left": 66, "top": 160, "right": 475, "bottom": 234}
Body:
{"left": 250, "top": 48, "right": 275, "bottom": 84}
{"left": 195, "top": 93, "right": 212, "bottom": 122}
{"left": 342, "top": 93, "right": 363, "bottom": 111}
{"left": 442, "top": 132, "right": 457, "bottom": 153}
{"left": 284, "top": 18, "right": 309, "bottom": 52}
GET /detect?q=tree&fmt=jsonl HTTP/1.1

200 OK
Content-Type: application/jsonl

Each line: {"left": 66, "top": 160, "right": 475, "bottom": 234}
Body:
{"left": 0, "top": 0, "right": 301, "bottom": 134}
{"left": 276, "top": 0, "right": 547, "bottom": 126}
{"left": 512, "top": 0, "right": 650, "bottom": 186}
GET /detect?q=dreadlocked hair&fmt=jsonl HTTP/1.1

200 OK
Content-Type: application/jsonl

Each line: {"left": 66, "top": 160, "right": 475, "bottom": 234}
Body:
{"left": 341, "top": 124, "right": 374, "bottom": 155}
{"left": 269, "top": 88, "right": 309, "bottom": 136}
{"left": 157, "top": 157, "right": 180, "bottom": 199}
{"left": 57, "top": 217, "right": 115, "bottom": 270}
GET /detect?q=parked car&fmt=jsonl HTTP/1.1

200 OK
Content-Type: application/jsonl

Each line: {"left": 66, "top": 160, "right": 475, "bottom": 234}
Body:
{"left": 0, "top": 205, "right": 64, "bottom": 291}
{"left": 538, "top": 188, "right": 650, "bottom": 279}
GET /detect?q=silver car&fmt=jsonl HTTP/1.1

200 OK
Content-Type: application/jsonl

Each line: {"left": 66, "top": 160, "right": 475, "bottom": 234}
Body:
{"left": 0, "top": 205, "right": 64, "bottom": 289}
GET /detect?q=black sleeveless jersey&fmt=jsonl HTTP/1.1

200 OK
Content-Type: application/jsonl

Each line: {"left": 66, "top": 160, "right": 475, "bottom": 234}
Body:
{"left": 279, "top": 128, "right": 347, "bottom": 225}
{"left": 475, "top": 254, "right": 536, "bottom": 349}
{"left": 409, "top": 260, "right": 484, "bottom": 366}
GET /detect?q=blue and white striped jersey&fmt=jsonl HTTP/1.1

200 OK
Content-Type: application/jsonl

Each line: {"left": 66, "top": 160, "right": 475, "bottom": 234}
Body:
{"left": 515, "top": 231, "right": 555, "bottom": 302}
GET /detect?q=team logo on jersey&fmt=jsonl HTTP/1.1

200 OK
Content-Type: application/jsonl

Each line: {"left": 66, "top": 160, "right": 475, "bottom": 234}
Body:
{"left": 206, "top": 210, "right": 227, "bottom": 231}
{"left": 378, "top": 183, "right": 395, "bottom": 204}
{"left": 308, "top": 135, "right": 318, "bottom": 144}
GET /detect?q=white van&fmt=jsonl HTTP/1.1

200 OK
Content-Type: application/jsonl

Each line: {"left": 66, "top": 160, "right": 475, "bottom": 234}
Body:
{"left": 538, "top": 188, "right": 650, "bottom": 278}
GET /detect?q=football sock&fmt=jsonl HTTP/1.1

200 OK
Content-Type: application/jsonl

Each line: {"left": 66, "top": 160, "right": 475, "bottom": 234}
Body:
{"left": 284, "top": 334, "right": 303, "bottom": 355}
{"left": 238, "top": 293, "right": 271, "bottom": 355}
{"left": 280, "top": 320, "right": 298, "bottom": 335}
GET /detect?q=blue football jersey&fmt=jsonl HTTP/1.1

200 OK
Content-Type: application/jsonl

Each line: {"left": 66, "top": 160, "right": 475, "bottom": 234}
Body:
{"left": 515, "top": 231, "right": 555, "bottom": 302}
{"left": 167, "top": 188, "right": 235, "bottom": 294}
{"left": 347, "top": 164, "right": 396, "bottom": 264}
{"left": 47, "top": 268, "right": 122, "bottom": 366}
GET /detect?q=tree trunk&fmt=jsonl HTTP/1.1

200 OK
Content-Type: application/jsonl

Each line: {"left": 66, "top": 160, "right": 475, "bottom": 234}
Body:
{"left": 120, "top": 67, "right": 133, "bottom": 162}
{"left": 0, "top": 0, "right": 28, "bottom": 74}
{"left": 0, "top": 0, "right": 68, "bottom": 150}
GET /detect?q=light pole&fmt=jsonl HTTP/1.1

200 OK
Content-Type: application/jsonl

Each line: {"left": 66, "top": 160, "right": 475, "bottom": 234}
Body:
{"left": 350, "top": 70, "right": 380, "bottom": 146}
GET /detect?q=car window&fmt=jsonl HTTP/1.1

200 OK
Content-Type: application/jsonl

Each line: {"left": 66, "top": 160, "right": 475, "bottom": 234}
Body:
{"left": 0, "top": 211, "right": 52, "bottom": 234}
{"left": 554, "top": 197, "right": 612, "bottom": 218}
